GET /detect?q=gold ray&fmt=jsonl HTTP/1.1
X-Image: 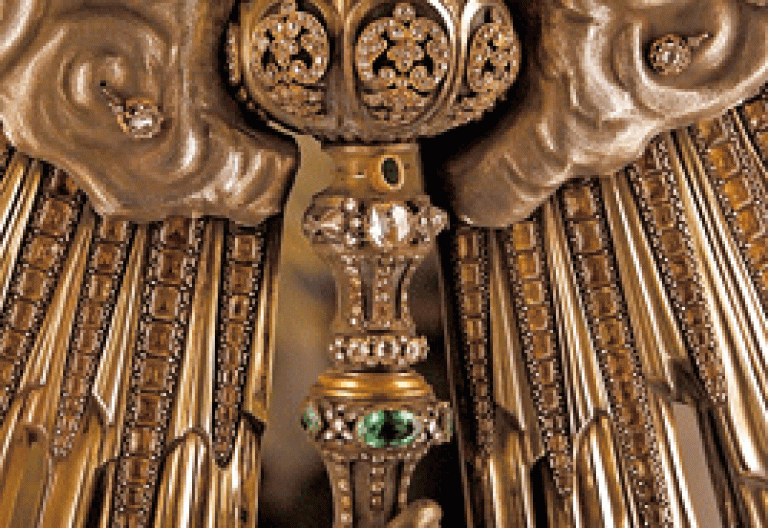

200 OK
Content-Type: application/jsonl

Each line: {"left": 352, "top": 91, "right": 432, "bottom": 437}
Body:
{"left": 0, "top": 156, "right": 39, "bottom": 308}
{"left": 676, "top": 129, "right": 768, "bottom": 525}
{"left": 601, "top": 173, "right": 704, "bottom": 528}
{"left": 542, "top": 201, "right": 607, "bottom": 428}
{"left": 242, "top": 220, "right": 281, "bottom": 423}
{"left": 0, "top": 207, "right": 94, "bottom": 528}
{"left": 153, "top": 220, "right": 223, "bottom": 526}
{"left": 541, "top": 200, "right": 632, "bottom": 527}
{"left": 485, "top": 230, "right": 541, "bottom": 528}
{"left": 37, "top": 224, "right": 149, "bottom": 528}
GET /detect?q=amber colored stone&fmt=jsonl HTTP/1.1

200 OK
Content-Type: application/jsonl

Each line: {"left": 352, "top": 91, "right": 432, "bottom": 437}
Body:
{"left": 134, "top": 393, "right": 164, "bottom": 426}
{"left": 232, "top": 234, "right": 262, "bottom": 262}
{"left": 121, "top": 455, "right": 153, "bottom": 484}
{"left": 708, "top": 144, "right": 739, "bottom": 176}
{"left": 69, "top": 353, "right": 97, "bottom": 378}
{"left": 461, "top": 291, "right": 483, "bottom": 316}
{"left": 527, "top": 306, "right": 550, "bottom": 331}
{"left": 470, "top": 361, "right": 487, "bottom": 380}
{"left": 17, "top": 269, "right": 48, "bottom": 301}
{"left": 582, "top": 254, "right": 613, "bottom": 286}
{"left": 521, "top": 280, "right": 545, "bottom": 305}
{"left": 761, "top": 267, "right": 768, "bottom": 291}
{"left": 123, "top": 485, "right": 149, "bottom": 510}
{"left": 548, "top": 432, "right": 569, "bottom": 453}
{"left": 157, "top": 249, "right": 186, "bottom": 284}
{"left": 36, "top": 199, "right": 73, "bottom": 234}
{"left": 228, "top": 295, "right": 251, "bottom": 322}
{"left": 590, "top": 287, "right": 618, "bottom": 319}
{"left": 146, "top": 323, "right": 174, "bottom": 354}
{"left": 159, "top": 217, "right": 192, "bottom": 248}
{"left": 694, "top": 119, "right": 725, "bottom": 146}
{"left": 736, "top": 206, "right": 763, "bottom": 240}
{"left": 677, "top": 280, "right": 701, "bottom": 305}
{"left": 615, "top": 399, "right": 643, "bottom": 426}
{"left": 516, "top": 251, "right": 540, "bottom": 280}
{"left": 217, "top": 404, "right": 240, "bottom": 426}
{"left": 571, "top": 220, "right": 603, "bottom": 253}
{"left": 613, "top": 379, "right": 642, "bottom": 406}
{"left": 63, "top": 374, "right": 89, "bottom": 398}
{"left": 667, "top": 255, "right": 695, "bottom": 282}
{"left": 229, "top": 265, "right": 254, "bottom": 294}
{"left": 649, "top": 203, "right": 676, "bottom": 230}
{"left": 626, "top": 457, "right": 653, "bottom": 480}
{"left": 46, "top": 170, "right": 80, "bottom": 198}
{"left": 141, "top": 357, "right": 171, "bottom": 392}
{"left": 747, "top": 237, "right": 768, "bottom": 270}
{"left": 218, "top": 385, "right": 240, "bottom": 406}
{"left": 754, "top": 131, "right": 768, "bottom": 153}
{"left": 637, "top": 172, "right": 668, "bottom": 204}
{"left": 127, "top": 427, "right": 163, "bottom": 455}
{"left": 683, "top": 304, "right": 708, "bottom": 328}
{"left": 467, "top": 343, "right": 486, "bottom": 362}
{"left": 218, "top": 345, "right": 246, "bottom": 369}
{"left": 722, "top": 178, "right": 752, "bottom": 209}
{"left": 224, "top": 324, "right": 248, "bottom": 350}
{"left": 529, "top": 331, "right": 554, "bottom": 360}
{"left": 87, "top": 274, "right": 114, "bottom": 303}
{"left": 536, "top": 358, "right": 558, "bottom": 385}
{"left": 540, "top": 413, "right": 566, "bottom": 432}
{"left": 93, "top": 244, "right": 121, "bottom": 274}
{"left": 460, "top": 262, "right": 481, "bottom": 287}
{"left": 688, "top": 326, "right": 712, "bottom": 348}
{"left": 0, "top": 359, "right": 16, "bottom": 384}
{"left": 150, "top": 286, "right": 181, "bottom": 320}
{"left": 743, "top": 100, "right": 768, "bottom": 130}
{"left": 511, "top": 222, "right": 537, "bottom": 251}
{"left": 604, "top": 349, "right": 633, "bottom": 379}
{"left": 561, "top": 184, "right": 597, "bottom": 219}
{"left": 457, "top": 231, "right": 481, "bottom": 259}
{"left": 114, "top": 510, "right": 147, "bottom": 528}
{"left": 636, "top": 147, "right": 658, "bottom": 172}
{"left": 539, "top": 386, "right": 560, "bottom": 412}
{"left": 0, "top": 330, "right": 25, "bottom": 359}
{"left": 475, "top": 400, "right": 492, "bottom": 417}
{"left": 627, "top": 430, "right": 651, "bottom": 456}
{"left": 79, "top": 300, "right": 104, "bottom": 328}
{"left": 98, "top": 218, "right": 129, "bottom": 243}
{"left": 25, "top": 236, "right": 62, "bottom": 269}
{"left": 463, "top": 317, "right": 484, "bottom": 341}
{"left": 659, "top": 230, "right": 686, "bottom": 256}
{"left": 10, "top": 301, "right": 37, "bottom": 331}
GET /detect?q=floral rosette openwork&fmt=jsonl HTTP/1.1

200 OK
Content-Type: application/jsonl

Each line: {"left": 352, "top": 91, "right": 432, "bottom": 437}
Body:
{"left": 229, "top": 0, "right": 520, "bottom": 141}
{"left": 228, "top": 0, "right": 519, "bottom": 526}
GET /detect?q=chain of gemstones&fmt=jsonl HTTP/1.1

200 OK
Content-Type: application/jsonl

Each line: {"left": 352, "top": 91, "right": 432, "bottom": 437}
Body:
{"left": 559, "top": 180, "right": 671, "bottom": 528}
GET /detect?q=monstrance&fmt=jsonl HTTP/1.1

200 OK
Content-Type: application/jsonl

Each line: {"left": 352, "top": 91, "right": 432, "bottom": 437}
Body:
{"left": 226, "top": 0, "right": 519, "bottom": 525}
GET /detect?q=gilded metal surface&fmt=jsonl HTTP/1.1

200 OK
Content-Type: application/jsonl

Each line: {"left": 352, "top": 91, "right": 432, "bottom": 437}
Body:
{"left": 444, "top": 1, "right": 768, "bottom": 226}
{"left": 300, "top": 142, "right": 452, "bottom": 528}
{"left": 2, "top": 0, "right": 768, "bottom": 527}
{"left": 0, "top": 167, "right": 283, "bottom": 528}
{"left": 0, "top": 0, "right": 298, "bottom": 225}
{"left": 231, "top": 0, "right": 520, "bottom": 140}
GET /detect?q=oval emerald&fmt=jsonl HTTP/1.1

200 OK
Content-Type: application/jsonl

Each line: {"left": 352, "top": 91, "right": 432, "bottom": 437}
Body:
{"left": 357, "top": 409, "right": 418, "bottom": 448}
{"left": 301, "top": 404, "right": 321, "bottom": 435}
{"left": 381, "top": 157, "right": 400, "bottom": 187}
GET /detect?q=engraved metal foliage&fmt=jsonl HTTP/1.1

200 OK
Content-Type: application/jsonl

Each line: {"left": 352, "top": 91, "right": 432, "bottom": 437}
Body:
{"left": 249, "top": 0, "right": 330, "bottom": 116}
{"left": 354, "top": 3, "right": 450, "bottom": 124}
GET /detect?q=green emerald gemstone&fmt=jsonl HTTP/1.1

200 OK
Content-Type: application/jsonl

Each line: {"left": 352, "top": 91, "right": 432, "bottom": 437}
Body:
{"left": 357, "top": 409, "right": 417, "bottom": 448}
{"left": 381, "top": 157, "right": 400, "bottom": 187}
{"left": 301, "top": 405, "right": 321, "bottom": 434}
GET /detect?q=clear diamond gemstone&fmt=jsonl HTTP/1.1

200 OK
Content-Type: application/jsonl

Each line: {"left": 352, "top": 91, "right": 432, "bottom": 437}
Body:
{"left": 368, "top": 204, "right": 411, "bottom": 247}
